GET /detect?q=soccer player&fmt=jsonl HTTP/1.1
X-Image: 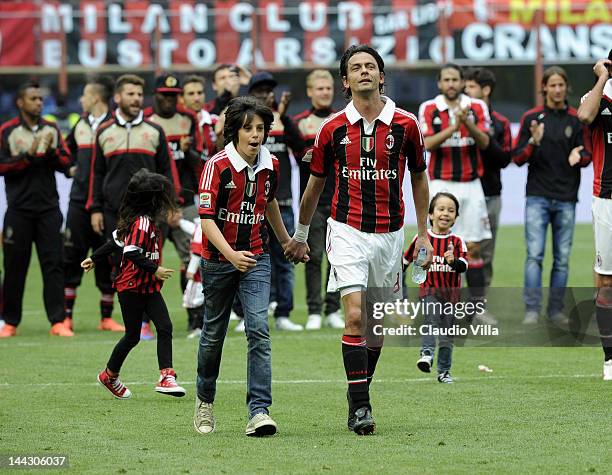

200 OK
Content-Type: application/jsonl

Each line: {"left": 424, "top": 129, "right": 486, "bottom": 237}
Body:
{"left": 194, "top": 97, "right": 301, "bottom": 436}
{"left": 63, "top": 75, "right": 124, "bottom": 333}
{"left": 513, "top": 66, "right": 590, "bottom": 325}
{"left": 285, "top": 44, "right": 432, "bottom": 435}
{"left": 404, "top": 192, "right": 468, "bottom": 384}
{"left": 249, "top": 71, "right": 306, "bottom": 331}
{"left": 577, "top": 51, "right": 612, "bottom": 380}
{"left": 418, "top": 64, "right": 491, "bottom": 317}
{"left": 464, "top": 68, "right": 512, "bottom": 290}
{"left": 0, "top": 81, "right": 72, "bottom": 338}
{"left": 294, "top": 69, "right": 343, "bottom": 330}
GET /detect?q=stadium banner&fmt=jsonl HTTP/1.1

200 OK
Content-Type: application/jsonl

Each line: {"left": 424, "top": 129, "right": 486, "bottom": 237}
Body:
{"left": 0, "top": 0, "right": 609, "bottom": 69}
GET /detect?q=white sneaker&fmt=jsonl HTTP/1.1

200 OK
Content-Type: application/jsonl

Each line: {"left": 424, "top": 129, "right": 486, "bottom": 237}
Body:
{"left": 194, "top": 398, "right": 215, "bottom": 434}
{"left": 268, "top": 301, "right": 278, "bottom": 317}
{"left": 604, "top": 360, "right": 612, "bottom": 381}
{"left": 523, "top": 311, "right": 539, "bottom": 325}
{"left": 325, "top": 311, "right": 345, "bottom": 329}
{"left": 549, "top": 312, "right": 569, "bottom": 326}
{"left": 416, "top": 353, "right": 433, "bottom": 373}
{"left": 473, "top": 310, "right": 498, "bottom": 325}
{"left": 245, "top": 413, "right": 277, "bottom": 436}
{"left": 187, "top": 328, "right": 201, "bottom": 339}
{"left": 305, "top": 314, "right": 322, "bottom": 330}
{"left": 229, "top": 310, "right": 239, "bottom": 321}
{"left": 234, "top": 319, "right": 245, "bottom": 332}
{"left": 275, "top": 317, "right": 303, "bottom": 331}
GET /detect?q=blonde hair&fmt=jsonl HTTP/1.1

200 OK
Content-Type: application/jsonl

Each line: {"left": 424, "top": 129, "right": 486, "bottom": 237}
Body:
{"left": 306, "top": 69, "right": 333, "bottom": 89}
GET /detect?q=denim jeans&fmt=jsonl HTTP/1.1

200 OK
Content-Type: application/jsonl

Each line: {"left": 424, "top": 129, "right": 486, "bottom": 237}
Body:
{"left": 524, "top": 196, "right": 576, "bottom": 316}
{"left": 420, "top": 296, "right": 454, "bottom": 373}
{"left": 196, "top": 254, "right": 272, "bottom": 418}
{"left": 268, "top": 205, "right": 294, "bottom": 317}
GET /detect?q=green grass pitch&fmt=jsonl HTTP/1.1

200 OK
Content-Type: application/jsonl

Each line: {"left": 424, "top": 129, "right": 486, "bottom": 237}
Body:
{"left": 0, "top": 224, "right": 609, "bottom": 473}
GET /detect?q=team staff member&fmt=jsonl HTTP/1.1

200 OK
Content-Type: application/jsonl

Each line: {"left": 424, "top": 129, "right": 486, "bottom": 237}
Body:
{"left": 63, "top": 75, "right": 124, "bottom": 333}
{"left": 577, "top": 51, "right": 612, "bottom": 381}
{"left": 0, "top": 81, "right": 72, "bottom": 338}
{"left": 294, "top": 69, "right": 343, "bottom": 330}
{"left": 513, "top": 66, "right": 590, "bottom": 325}
{"left": 285, "top": 45, "right": 432, "bottom": 435}
{"left": 180, "top": 74, "right": 217, "bottom": 163}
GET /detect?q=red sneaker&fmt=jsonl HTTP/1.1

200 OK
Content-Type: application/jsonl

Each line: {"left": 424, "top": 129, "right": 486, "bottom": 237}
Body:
{"left": 0, "top": 324, "right": 17, "bottom": 338}
{"left": 98, "top": 318, "right": 125, "bottom": 332}
{"left": 97, "top": 370, "right": 132, "bottom": 399}
{"left": 155, "top": 368, "right": 186, "bottom": 397}
{"left": 140, "top": 322, "right": 154, "bottom": 340}
{"left": 50, "top": 322, "right": 74, "bottom": 337}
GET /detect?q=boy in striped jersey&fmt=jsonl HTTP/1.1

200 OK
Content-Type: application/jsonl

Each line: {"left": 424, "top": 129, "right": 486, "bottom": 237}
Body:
{"left": 404, "top": 192, "right": 468, "bottom": 383}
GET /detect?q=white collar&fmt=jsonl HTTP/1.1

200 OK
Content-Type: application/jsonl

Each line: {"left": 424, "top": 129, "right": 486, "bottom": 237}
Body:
{"left": 428, "top": 229, "right": 454, "bottom": 238}
{"left": 604, "top": 79, "right": 612, "bottom": 99}
{"left": 345, "top": 95, "right": 395, "bottom": 126}
{"left": 434, "top": 93, "right": 472, "bottom": 112}
{"left": 198, "top": 109, "right": 212, "bottom": 126}
{"left": 88, "top": 112, "right": 107, "bottom": 131}
{"left": 115, "top": 109, "right": 144, "bottom": 127}
{"left": 225, "top": 142, "right": 273, "bottom": 174}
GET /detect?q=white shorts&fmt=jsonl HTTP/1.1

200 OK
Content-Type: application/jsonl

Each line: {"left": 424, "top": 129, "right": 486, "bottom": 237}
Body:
{"left": 429, "top": 179, "right": 492, "bottom": 242}
{"left": 592, "top": 196, "right": 612, "bottom": 275}
{"left": 325, "top": 218, "right": 403, "bottom": 302}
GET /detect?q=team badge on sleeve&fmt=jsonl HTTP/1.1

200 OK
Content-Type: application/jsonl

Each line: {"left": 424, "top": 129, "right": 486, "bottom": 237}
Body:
{"left": 200, "top": 192, "right": 211, "bottom": 209}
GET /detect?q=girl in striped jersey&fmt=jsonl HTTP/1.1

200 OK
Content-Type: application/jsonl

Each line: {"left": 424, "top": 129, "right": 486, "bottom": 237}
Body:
{"left": 404, "top": 192, "right": 468, "bottom": 383}
{"left": 82, "top": 169, "right": 186, "bottom": 399}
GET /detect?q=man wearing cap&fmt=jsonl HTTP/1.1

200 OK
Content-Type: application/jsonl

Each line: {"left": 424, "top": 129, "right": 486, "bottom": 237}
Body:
{"left": 248, "top": 71, "right": 306, "bottom": 331}
{"left": 145, "top": 73, "right": 205, "bottom": 329}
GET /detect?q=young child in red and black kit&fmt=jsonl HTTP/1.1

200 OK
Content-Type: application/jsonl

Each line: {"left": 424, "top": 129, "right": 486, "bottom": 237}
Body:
{"left": 82, "top": 169, "right": 186, "bottom": 399}
{"left": 403, "top": 192, "right": 468, "bottom": 384}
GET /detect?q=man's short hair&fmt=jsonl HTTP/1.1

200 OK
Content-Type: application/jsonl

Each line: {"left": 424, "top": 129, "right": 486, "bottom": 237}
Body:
{"left": 17, "top": 80, "right": 41, "bottom": 100}
{"left": 306, "top": 69, "right": 334, "bottom": 89}
{"left": 115, "top": 74, "right": 145, "bottom": 93}
{"left": 182, "top": 75, "right": 206, "bottom": 91}
{"left": 212, "top": 64, "right": 237, "bottom": 84}
{"left": 438, "top": 63, "right": 464, "bottom": 81}
{"left": 464, "top": 67, "right": 496, "bottom": 95}
{"left": 87, "top": 75, "right": 114, "bottom": 103}
{"left": 339, "top": 44, "right": 385, "bottom": 98}
{"left": 223, "top": 96, "right": 274, "bottom": 147}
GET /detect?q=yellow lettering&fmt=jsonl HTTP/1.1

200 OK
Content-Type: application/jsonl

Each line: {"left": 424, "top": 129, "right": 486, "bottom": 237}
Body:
{"left": 544, "top": 0, "right": 557, "bottom": 24}
{"left": 559, "top": 0, "right": 582, "bottom": 24}
{"left": 509, "top": 0, "right": 542, "bottom": 23}
{"left": 585, "top": 0, "right": 610, "bottom": 23}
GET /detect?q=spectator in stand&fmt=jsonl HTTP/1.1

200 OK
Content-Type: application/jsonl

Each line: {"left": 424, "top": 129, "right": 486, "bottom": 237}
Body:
{"left": 63, "top": 75, "right": 124, "bottom": 333}
{"left": 464, "top": 68, "right": 512, "bottom": 289}
{"left": 0, "top": 81, "right": 72, "bottom": 338}
{"left": 248, "top": 71, "right": 306, "bottom": 331}
{"left": 513, "top": 66, "right": 591, "bottom": 325}
{"left": 293, "top": 70, "right": 343, "bottom": 330}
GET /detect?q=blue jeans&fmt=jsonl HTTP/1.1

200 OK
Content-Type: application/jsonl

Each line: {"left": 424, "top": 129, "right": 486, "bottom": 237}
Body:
{"left": 196, "top": 254, "right": 272, "bottom": 418}
{"left": 420, "top": 296, "right": 454, "bottom": 373}
{"left": 524, "top": 196, "right": 576, "bottom": 316}
{"left": 268, "top": 206, "right": 294, "bottom": 317}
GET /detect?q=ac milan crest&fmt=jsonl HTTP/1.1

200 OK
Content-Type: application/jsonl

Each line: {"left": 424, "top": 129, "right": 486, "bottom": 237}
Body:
{"left": 385, "top": 134, "right": 394, "bottom": 150}
{"left": 246, "top": 182, "right": 256, "bottom": 197}
{"left": 361, "top": 136, "right": 374, "bottom": 152}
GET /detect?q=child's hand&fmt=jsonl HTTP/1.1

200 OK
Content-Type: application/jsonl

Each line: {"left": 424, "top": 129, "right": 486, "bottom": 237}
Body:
{"left": 81, "top": 257, "right": 95, "bottom": 272}
{"left": 229, "top": 250, "right": 257, "bottom": 272}
{"left": 444, "top": 241, "right": 455, "bottom": 265}
{"left": 155, "top": 266, "right": 174, "bottom": 281}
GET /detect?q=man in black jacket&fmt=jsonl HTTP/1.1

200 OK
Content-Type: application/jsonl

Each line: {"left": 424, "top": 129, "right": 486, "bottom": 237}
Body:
{"left": 513, "top": 66, "right": 591, "bottom": 325}
{"left": 0, "top": 81, "right": 72, "bottom": 338}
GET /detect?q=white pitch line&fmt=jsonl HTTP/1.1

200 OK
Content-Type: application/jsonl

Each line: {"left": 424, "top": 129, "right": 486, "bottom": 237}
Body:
{"left": 0, "top": 373, "right": 601, "bottom": 388}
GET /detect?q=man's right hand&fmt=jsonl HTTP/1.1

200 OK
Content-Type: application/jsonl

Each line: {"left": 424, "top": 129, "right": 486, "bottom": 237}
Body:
{"left": 91, "top": 212, "right": 104, "bottom": 235}
{"left": 284, "top": 238, "right": 309, "bottom": 264}
{"left": 529, "top": 120, "right": 544, "bottom": 146}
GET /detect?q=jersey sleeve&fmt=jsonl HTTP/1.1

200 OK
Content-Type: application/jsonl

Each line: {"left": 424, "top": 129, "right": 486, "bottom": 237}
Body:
{"left": 418, "top": 102, "right": 435, "bottom": 138}
{"left": 268, "top": 156, "right": 280, "bottom": 202}
{"left": 123, "top": 217, "right": 149, "bottom": 253}
{"left": 456, "top": 235, "right": 468, "bottom": 269}
{"left": 473, "top": 101, "right": 491, "bottom": 134}
{"left": 403, "top": 117, "right": 427, "bottom": 172}
{"left": 310, "top": 121, "right": 334, "bottom": 178}
{"left": 198, "top": 156, "right": 221, "bottom": 219}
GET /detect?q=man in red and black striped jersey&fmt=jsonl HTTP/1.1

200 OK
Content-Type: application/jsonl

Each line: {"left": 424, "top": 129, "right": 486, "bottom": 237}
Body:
{"left": 285, "top": 45, "right": 433, "bottom": 435}
{"left": 0, "top": 81, "right": 72, "bottom": 338}
{"left": 63, "top": 75, "right": 124, "bottom": 333}
{"left": 464, "top": 68, "right": 512, "bottom": 306}
{"left": 513, "top": 66, "right": 591, "bottom": 326}
{"left": 419, "top": 64, "right": 491, "bottom": 313}
{"left": 294, "top": 69, "right": 343, "bottom": 330}
{"left": 577, "top": 51, "right": 612, "bottom": 380}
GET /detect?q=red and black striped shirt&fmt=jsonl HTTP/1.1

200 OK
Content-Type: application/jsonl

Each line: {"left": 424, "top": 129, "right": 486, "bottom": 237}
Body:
{"left": 199, "top": 143, "right": 279, "bottom": 262}
{"left": 115, "top": 216, "right": 163, "bottom": 294}
{"left": 584, "top": 79, "right": 612, "bottom": 198}
{"left": 419, "top": 94, "right": 490, "bottom": 182}
{"left": 310, "top": 97, "right": 426, "bottom": 233}
{"left": 404, "top": 230, "right": 468, "bottom": 302}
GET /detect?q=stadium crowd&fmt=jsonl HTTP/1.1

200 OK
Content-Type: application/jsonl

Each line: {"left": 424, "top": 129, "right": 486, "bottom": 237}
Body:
{"left": 0, "top": 45, "right": 610, "bottom": 433}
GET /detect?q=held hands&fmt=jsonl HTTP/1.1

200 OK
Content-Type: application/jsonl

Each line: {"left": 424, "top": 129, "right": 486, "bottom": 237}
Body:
{"left": 568, "top": 145, "right": 584, "bottom": 166}
{"left": 229, "top": 250, "right": 257, "bottom": 272}
{"left": 444, "top": 241, "right": 455, "bottom": 265}
{"left": 81, "top": 257, "right": 95, "bottom": 273}
{"left": 283, "top": 238, "right": 310, "bottom": 264}
{"left": 154, "top": 266, "right": 174, "bottom": 281}
{"left": 529, "top": 120, "right": 545, "bottom": 146}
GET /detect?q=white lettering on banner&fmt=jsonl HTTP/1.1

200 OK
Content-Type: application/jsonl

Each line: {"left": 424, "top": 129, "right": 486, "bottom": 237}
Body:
{"left": 41, "top": 3, "right": 73, "bottom": 33}
{"left": 187, "top": 40, "right": 216, "bottom": 67}
{"left": 462, "top": 23, "right": 494, "bottom": 61}
{"left": 142, "top": 4, "right": 170, "bottom": 33}
{"left": 429, "top": 36, "right": 455, "bottom": 63}
{"left": 117, "top": 40, "right": 142, "bottom": 67}
{"left": 299, "top": 3, "right": 326, "bottom": 32}
{"left": 179, "top": 4, "right": 208, "bottom": 33}
{"left": 78, "top": 40, "right": 106, "bottom": 67}
{"left": 159, "top": 39, "right": 179, "bottom": 68}
{"left": 268, "top": 3, "right": 290, "bottom": 32}
{"left": 556, "top": 25, "right": 590, "bottom": 59}
{"left": 373, "top": 11, "right": 409, "bottom": 35}
{"left": 275, "top": 38, "right": 301, "bottom": 66}
{"left": 371, "top": 36, "right": 396, "bottom": 62}
{"left": 230, "top": 3, "right": 253, "bottom": 33}
{"left": 592, "top": 25, "right": 612, "bottom": 58}
{"left": 83, "top": 4, "right": 98, "bottom": 33}
{"left": 236, "top": 39, "right": 265, "bottom": 68}
{"left": 218, "top": 208, "right": 265, "bottom": 225}
{"left": 312, "top": 37, "right": 336, "bottom": 64}
{"left": 338, "top": 2, "right": 364, "bottom": 31}
{"left": 108, "top": 4, "right": 132, "bottom": 34}
{"left": 42, "top": 40, "right": 62, "bottom": 68}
